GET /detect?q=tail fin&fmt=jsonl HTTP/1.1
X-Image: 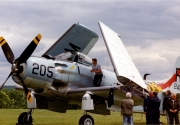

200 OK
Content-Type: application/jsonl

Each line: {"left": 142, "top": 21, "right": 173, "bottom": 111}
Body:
{"left": 147, "top": 56, "right": 180, "bottom": 93}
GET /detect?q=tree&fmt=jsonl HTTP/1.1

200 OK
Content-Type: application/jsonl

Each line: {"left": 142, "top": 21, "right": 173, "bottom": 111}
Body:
{"left": 8, "top": 89, "right": 26, "bottom": 109}
{"left": 0, "top": 89, "right": 26, "bottom": 109}
{"left": 0, "top": 89, "right": 14, "bottom": 108}
{"left": 0, "top": 88, "right": 79, "bottom": 109}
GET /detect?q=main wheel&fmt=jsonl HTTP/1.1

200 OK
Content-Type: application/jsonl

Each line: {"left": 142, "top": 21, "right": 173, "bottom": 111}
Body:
{"left": 79, "top": 115, "right": 94, "bottom": 125}
{"left": 18, "top": 112, "right": 32, "bottom": 124}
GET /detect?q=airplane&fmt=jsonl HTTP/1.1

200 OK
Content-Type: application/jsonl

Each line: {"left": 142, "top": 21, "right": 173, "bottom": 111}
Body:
{"left": 146, "top": 60, "right": 180, "bottom": 94}
{"left": 0, "top": 21, "right": 151, "bottom": 125}
{"left": 144, "top": 57, "right": 180, "bottom": 110}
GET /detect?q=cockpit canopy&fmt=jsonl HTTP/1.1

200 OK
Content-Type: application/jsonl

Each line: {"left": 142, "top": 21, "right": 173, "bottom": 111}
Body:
{"left": 77, "top": 52, "right": 92, "bottom": 65}
{"left": 55, "top": 52, "right": 92, "bottom": 66}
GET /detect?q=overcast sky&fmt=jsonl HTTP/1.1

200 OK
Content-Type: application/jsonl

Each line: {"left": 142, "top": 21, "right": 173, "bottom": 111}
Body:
{"left": 0, "top": 1, "right": 180, "bottom": 86}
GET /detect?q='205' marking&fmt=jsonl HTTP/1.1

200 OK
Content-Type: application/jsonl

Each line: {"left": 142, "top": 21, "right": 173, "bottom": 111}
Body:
{"left": 32, "top": 63, "right": 53, "bottom": 78}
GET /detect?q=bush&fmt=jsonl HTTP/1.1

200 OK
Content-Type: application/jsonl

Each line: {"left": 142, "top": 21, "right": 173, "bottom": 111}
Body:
{"left": 0, "top": 88, "right": 79, "bottom": 109}
{"left": 0, "top": 89, "right": 26, "bottom": 109}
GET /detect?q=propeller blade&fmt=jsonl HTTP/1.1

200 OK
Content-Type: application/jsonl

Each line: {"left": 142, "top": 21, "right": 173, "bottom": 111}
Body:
{"left": 17, "top": 75, "right": 32, "bottom": 103}
{"left": 18, "top": 34, "right": 42, "bottom": 65}
{"left": 0, "top": 72, "right": 13, "bottom": 90}
{"left": 17, "top": 76, "right": 28, "bottom": 95}
{"left": 0, "top": 37, "right": 15, "bottom": 64}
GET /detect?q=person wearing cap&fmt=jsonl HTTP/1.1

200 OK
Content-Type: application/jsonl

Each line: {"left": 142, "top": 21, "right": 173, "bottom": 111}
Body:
{"left": 120, "top": 92, "right": 134, "bottom": 125}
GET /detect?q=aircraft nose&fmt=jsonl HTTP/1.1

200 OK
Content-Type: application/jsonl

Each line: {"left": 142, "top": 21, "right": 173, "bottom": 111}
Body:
{"left": 12, "top": 63, "right": 27, "bottom": 83}
{"left": 17, "top": 63, "right": 27, "bottom": 77}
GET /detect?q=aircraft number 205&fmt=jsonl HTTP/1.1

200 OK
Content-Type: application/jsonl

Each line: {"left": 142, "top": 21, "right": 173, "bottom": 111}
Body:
{"left": 32, "top": 63, "right": 54, "bottom": 78}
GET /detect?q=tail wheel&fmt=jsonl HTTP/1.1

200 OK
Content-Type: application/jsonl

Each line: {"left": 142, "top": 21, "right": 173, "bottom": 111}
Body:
{"left": 79, "top": 115, "right": 94, "bottom": 125}
{"left": 18, "top": 112, "right": 32, "bottom": 124}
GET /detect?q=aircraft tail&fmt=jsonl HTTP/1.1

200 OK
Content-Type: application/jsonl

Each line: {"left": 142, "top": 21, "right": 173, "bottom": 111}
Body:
{"left": 147, "top": 56, "right": 180, "bottom": 93}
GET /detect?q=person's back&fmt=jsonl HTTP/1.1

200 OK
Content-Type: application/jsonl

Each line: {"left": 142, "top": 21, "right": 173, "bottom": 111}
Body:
{"left": 147, "top": 96, "right": 161, "bottom": 113}
{"left": 120, "top": 92, "right": 134, "bottom": 125}
{"left": 147, "top": 92, "right": 160, "bottom": 110}
{"left": 151, "top": 95, "right": 161, "bottom": 124}
{"left": 146, "top": 91, "right": 161, "bottom": 124}
{"left": 143, "top": 96, "right": 150, "bottom": 124}
{"left": 143, "top": 96, "right": 149, "bottom": 113}
{"left": 121, "top": 98, "right": 134, "bottom": 116}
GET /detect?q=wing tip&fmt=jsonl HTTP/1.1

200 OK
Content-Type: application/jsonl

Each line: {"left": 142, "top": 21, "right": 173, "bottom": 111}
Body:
{"left": 37, "top": 34, "right": 42, "bottom": 40}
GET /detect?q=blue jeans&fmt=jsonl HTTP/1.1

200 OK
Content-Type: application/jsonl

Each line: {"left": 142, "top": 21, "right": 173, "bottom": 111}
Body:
{"left": 123, "top": 115, "right": 133, "bottom": 125}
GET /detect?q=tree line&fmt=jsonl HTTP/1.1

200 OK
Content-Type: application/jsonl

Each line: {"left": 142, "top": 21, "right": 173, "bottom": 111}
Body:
{"left": 0, "top": 89, "right": 26, "bottom": 109}
{"left": 0, "top": 88, "right": 80, "bottom": 109}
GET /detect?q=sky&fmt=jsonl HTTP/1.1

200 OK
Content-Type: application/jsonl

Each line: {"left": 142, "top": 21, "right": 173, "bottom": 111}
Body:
{"left": 0, "top": 0, "right": 180, "bottom": 86}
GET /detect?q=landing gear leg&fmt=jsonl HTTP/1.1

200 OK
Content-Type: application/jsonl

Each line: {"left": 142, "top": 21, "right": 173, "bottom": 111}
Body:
{"left": 79, "top": 110, "right": 94, "bottom": 125}
{"left": 17, "top": 109, "right": 33, "bottom": 125}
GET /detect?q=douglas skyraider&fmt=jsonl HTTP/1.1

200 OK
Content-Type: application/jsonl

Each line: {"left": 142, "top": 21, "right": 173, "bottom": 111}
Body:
{"left": 1, "top": 22, "right": 179, "bottom": 125}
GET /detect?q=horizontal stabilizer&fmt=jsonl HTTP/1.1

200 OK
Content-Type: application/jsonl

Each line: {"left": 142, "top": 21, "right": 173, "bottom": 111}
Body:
{"left": 98, "top": 21, "right": 147, "bottom": 90}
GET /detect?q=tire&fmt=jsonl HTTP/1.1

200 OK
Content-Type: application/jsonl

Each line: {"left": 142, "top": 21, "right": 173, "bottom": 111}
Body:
{"left": 18, "top": 112, "right": 27, "bottom": 124}
{"left": 18, "top": 112, "right": 32, "bottom": 124}
{"left": 79, "top": 115, "right": 94, "bottom": 125}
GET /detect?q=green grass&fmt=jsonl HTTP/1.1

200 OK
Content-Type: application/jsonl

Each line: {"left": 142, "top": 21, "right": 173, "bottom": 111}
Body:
{"left": 0, "top": 109, "right": 167, "bottom": 125}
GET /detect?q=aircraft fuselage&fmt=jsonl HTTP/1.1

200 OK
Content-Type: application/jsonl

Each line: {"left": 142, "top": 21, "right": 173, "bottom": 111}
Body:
{"left": 13, "top": 56, "right": 119, "bottom": 97}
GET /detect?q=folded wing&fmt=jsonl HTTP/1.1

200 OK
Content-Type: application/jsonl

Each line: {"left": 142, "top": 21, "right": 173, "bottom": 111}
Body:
{"left": 98, "top": 21, "right": 147, "bottom": 90}
{"left": 43, "top": 23, "right": 99, "bottom": 56}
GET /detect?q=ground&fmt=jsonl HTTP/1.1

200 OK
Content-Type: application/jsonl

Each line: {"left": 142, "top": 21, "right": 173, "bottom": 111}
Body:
{"left": 0, "top": 109, "right": 167, "bottom": 125}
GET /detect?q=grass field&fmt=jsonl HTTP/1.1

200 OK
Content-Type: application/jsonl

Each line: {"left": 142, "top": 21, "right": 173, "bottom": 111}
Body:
{"left": 0, "top": 109, "right": 167, "bottom": 125}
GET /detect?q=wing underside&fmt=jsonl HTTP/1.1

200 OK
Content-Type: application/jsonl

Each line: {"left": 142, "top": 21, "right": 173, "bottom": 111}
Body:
{"left": 67, "top": 86, "right": 144, "bottom": 106}
{"left": 98, "top": 21, "right": 147, "bottom": 90}
{"left": 43, "top": 23, "right": 99, "bottom": 56}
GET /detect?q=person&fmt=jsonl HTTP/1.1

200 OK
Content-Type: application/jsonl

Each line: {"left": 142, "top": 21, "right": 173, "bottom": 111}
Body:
{"left": 166, "top": 93, "right": 180, "bottom": 125}
{"left": 90, "top": 58, "right": 103, "bottom": 86}
{"left": 146, "top": 91, "right": 161, "bottom": 124}
{"left": 143, "top": 94, "right": 150, "bottom": 124}
{"left": 153, "top": 92, "right": 161, "bottom": 124}
{"left": 163, "top": 90, "right": 171, "bottom": 124}
{"left": 120, "top": 92, "right": 134, "bottom": 125}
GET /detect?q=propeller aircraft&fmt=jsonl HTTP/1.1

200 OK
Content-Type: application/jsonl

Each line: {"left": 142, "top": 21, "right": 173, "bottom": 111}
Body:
{"left": 0, "top": 21, "right": 150, "bottom": 125}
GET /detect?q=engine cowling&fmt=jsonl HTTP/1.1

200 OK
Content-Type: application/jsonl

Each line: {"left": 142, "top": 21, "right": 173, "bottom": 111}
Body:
{"left": 12, "top": 57, "right": 55, "bottom": 90}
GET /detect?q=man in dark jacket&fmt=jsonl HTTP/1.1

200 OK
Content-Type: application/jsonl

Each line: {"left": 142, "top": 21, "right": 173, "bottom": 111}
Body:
{"left": 143, "top": 95, "right": 150, "bottom": 124}
{"left": 163, "top": 90, "right": 171, "bottom": 124}
{"left": 146, "top": 91, "right": 161, "bottom": 124}
{"left": 153, "top": 92, "right": 161, "bottom": 124}
{"left": 166, "top": 93, "right": 180, "bottom": 125}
